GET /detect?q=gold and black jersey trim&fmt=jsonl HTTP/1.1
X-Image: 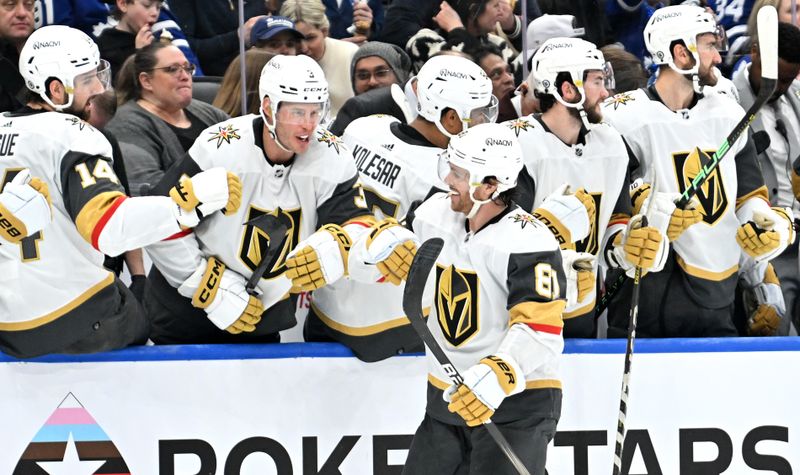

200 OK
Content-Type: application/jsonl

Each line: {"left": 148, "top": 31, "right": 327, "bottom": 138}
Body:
{"left": 310, "top": 302, "right": 429, "bottom": 336}
{"left": 428, "top": 374, "right": 562, "bottom": 391}
{"left": 735, "top": 185, "right": 770, "bottom": 209}
{"left": 675, "top": 256, "right": 738, "bottom": 281}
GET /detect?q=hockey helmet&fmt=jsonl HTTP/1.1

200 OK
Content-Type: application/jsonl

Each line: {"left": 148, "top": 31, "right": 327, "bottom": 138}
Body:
{"left": 19, "top": 25, "right": 111, "bottom": 111}
{"left": 413, "top": 55, "right": 498, "bottom": 138}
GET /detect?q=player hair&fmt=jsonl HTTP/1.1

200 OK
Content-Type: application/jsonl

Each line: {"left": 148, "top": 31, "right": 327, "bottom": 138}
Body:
{"left": 776, "top": 22, "right": 800, "bottom": 64}
{"left": 483, "top": 176, "right": 516, "bottom": 206}
{"left": 534, "top": 72, "right": 578, "bottom": 112}
{"left": 600, "top": 44, "right": 647, "bottom": 94}
{"left": 115, "top": 42, "right": 171, "bottom": 105}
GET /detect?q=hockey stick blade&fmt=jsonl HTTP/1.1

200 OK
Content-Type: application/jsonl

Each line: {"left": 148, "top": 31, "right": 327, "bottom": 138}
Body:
{"left": 244, "top": 214, "right": 287, "bottom": 295}
{"left": 402, "top": 238, "right": 531, "bottom": 475}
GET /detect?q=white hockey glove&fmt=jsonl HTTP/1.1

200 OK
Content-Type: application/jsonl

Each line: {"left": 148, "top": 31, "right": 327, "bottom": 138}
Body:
{"left": 740, "top": 260, "right": 785, "bottom": 336}
{"left": 607, "top": 214, "right": 668, "bottom": 277}
{"left": 0, "top": 169, "right": 52, "bottom": 243}
{"left": 285, "top": 223, "right": 352, "bottom": 291}
{"left": 348, "top": 218, "right": 420, "bottom": 285}
{"left": 169, "top": 167, "right": 242, "bottom": 228}
{"left": 178, "top": 257, "right": 263, "bottom": 333}
{"left": 532, "top": 184, "right": 594, "bottom": 249}
{"left": 631, "top": 182, "right": 702, "bottom": 242}
{"left": 444, "top": 354, "right": 525, "bottom": 427}
{"left": 736, "top": 200, "right": 794, "bottom": 262}
{"left": 561, "top": 249, "right": 596, "bottom": 312}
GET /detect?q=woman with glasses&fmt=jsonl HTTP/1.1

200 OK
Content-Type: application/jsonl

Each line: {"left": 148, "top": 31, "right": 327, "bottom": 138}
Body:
{"left": 106, "top": 43, "right": 228, "bottom": 196}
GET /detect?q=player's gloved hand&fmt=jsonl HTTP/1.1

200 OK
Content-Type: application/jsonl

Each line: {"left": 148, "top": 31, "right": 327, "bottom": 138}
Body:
{"left": 741, "top": 260, "right": 785, "bottom": 336}
{"left": 178, "top": 257, "right": 263, "bottom": 333}
{"left": 561, "top": 249, "right": 596, "bottom": 310}
{"left": 532, "top": 184, "right": 593, "bottom": 249}
{"left": 0, "top": 169, "right": 53, "bottom": 243}
{"left": 444, "top": 354, "right": 525, "bottom": 427}
{"left": 285, "top": 223, "right": 352, "bottom": 291}
{"left": 608, "top": 215, "right": 668, "bottom": 277}
{"left": 169, "top": 167, "right": 242, "bottom": 228}
{"left": 631, "top": 181, "right": 702, "bottom": 241}
{"left": 736, "top": 206, "right": 794, "bottom": 262}
{"left": 365, "top": 218, "right": 420, "bottom": 285}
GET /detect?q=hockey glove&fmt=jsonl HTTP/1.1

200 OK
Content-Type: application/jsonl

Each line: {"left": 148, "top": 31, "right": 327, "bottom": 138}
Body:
{"left": 740, "top": 260, "right": 785, "bottom": 336}
{"left": 169, "top": 167, "right": 242, "bottom": 228}
{"left": 736, "top": 204, "right": 794, "bottom": 262}
{"left": 178, "top": 257, "right": 263, "bottom": 333}
{"left": 608, "top": 215, "right": 668, "bottom": 277}
{"left": 532, "top": 184, "right": 594, "bottom": 249}
{"left": 285, "top": 224, "right": 352, "bottom": 291}
{"left": 363, "top": 218, "right": 420, "bottom": 285}
{"left": 444, "top": 354, "right": 525, "bottom": 427}
{"left": 561, "top": 249, "right": 596, "bottom": 311}
{"left": 631, "top": 182, "right": 702, "bottom": 241}
{"left": 0, "top": 169, "right": 52, "bottom": 243}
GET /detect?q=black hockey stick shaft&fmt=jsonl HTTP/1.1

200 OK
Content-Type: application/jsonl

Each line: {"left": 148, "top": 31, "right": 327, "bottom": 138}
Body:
{"left": 402, "top": 238, "right": 532, "bottom": 475}
{"left": 596, "top": 8, "right": 779, "bottom": 318}
{"left": 244, "top": 214, "right": 287, "bottom": 295}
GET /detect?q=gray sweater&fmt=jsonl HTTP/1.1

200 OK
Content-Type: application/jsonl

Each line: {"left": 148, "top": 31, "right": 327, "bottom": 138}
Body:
{"left": 106, "top": 100, "right": 228, "bottom": 196}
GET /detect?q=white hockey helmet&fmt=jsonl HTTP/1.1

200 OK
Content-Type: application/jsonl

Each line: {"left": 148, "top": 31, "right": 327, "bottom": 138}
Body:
{"left": 259, "top": 55, "right": 330, "bottom": 149}
{"left": 439, "top": 122, "right": 523, "bottom": 219}
{"left": 532, "top": 37, "right": 613, "bottom": 110}
{"left": 414, "top": 55, "right": 498, "bottom": 138}
{"left": 19, "top": 25, "right": 110, "bottom": 111}
{"left": 644, "top": 5, "right": 724, "bottom": 88}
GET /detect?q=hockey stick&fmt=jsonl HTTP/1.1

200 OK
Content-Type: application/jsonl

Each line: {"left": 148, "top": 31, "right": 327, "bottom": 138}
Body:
{"left": 244, "top": 214, "right": 287, "bottom": 295}
{"left": 402, "top": 238, "right": 532, "bottom": 475}
{"left": 596, "top": 6, "right": 779, "bottom": 318}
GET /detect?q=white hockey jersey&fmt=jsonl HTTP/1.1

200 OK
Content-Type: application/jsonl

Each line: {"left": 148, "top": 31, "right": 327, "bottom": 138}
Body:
{"left": 602, "top": 87, "right": 767, "bottom": 306}
{"left": 411, "top": 194, "right": 565, "bottom": 422}
{"left": 146, "top": 115, "right": 371, "bottom": 334}
{"left": 309, "top": 115, "right": 446, "bottom": 359}
{"left": 507, "top": 116, "right": 631, "bottom": 317}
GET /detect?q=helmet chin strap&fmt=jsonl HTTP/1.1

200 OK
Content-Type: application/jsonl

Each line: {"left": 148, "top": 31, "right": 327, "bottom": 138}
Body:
{"left": 261, "top": 107, "right": 295, "bottom": 154}
{"left": 465, "top": 184, "right": 498, "bottom": 220}
{"left": 434, "top": 117, "right": 469, "bottom": 139}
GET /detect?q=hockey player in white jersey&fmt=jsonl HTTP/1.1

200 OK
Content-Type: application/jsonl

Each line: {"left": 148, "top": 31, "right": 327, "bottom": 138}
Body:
{"left": 403, "top": 123, "right": 564, "bottom": 475}
{"left": 0, "top": 26, "right": 241, "bottom": 358}
{"left": 307, "top": 54, "right": 498, "bottom": 361}
{"left": 0, "top": 170, "right": 52, "bottom": 246}
{"left": 602, "top": 5, "right": 795, "bottom": 337}
{"left": 143, "top": 55, "right": 419, "bottom": 344}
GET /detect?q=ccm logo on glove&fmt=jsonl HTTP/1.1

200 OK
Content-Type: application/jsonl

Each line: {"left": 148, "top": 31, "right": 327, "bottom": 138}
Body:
{"left": 193, "top": 257, "right": 225, "bottom": 308}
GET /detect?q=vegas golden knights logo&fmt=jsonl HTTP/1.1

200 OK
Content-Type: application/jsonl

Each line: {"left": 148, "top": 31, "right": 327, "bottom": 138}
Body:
{"left": 239, "top": 206, "right": 302, "bottom": 280}
{"left": 575, "top": 192, "right": 601, "bottom": 255}
{"left": 435, "top": 265, "right": 480, "bottom": 347}
{"left": 673, "top": 149, "right": 728, "bottom": 225}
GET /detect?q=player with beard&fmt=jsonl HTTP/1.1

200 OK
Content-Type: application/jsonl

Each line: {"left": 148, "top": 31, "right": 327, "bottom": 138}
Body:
{"left": 0, "top": 26, "right": 240, "bottom": 358}
{"left": 506, "top": 37, "right": 686, "bottom": 337}
{"left": 602, "top": 5, "right": 795, "bottom": 338}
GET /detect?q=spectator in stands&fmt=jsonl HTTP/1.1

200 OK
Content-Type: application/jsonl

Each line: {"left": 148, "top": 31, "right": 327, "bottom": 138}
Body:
{"left": 213, "top": 49, "right": 275, "bottom": 117}
{"left": 0, "top": 0, "right": 33, "bottom": 112}
{"left": 329, "top": 84, "right": 415, "bottom": 135}
{"left": 512, "top": 14, "right": 584, "bottom": 82}
{"left": 251, "top": 16, "right": 304, "bottom": 56}
{"left": 169, "top": 0, "right": 268, "bottom": 76}
{"left": 281, "top": 0, "right": 358, "bottom": 116}
{"left": 98, "top": 0, "right": 162, "bottom": 80}
{"left": 733, "top": 22, "right": 800, "bottom": 334}
{"left": 350, "top": 41, "right": 411, "bottom": 95}
{"left": 604, "top": 0, "right": 660, "bottom": 61}
{"left": 510, "top": 68, "right": 540, "bottom": 117}
{"left": 106, "top": 43, "right": 228, "bottom": 196}
{"left": 600, "top": 44, "right": 648, "bottom": 94}
{"left": 475, "top": 44, "right": 516, "bottom": 121}
{"left": 379, "top": 0, "right": 539, "bottom": 53}
{"left": 405, "top": 0, "right": 519, "bottom": 75}
{"left": 539, "top": 0, "right": 608, "bottom": 48}
{"left": 323, "top": 0, "right": 383, "bottom": 43}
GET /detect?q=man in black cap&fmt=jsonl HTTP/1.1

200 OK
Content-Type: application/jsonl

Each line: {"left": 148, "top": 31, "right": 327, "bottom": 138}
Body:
{"left": 251, "top": 16, "right": 305, "bottom": 56}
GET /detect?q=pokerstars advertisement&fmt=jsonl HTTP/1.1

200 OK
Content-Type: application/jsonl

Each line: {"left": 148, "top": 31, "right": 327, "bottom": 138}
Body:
{"left": 1, "top": 341, "right": 798, "bottom": 474}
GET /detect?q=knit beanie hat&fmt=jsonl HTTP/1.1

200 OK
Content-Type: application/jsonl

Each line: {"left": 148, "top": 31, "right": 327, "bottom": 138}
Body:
{"left": 350, "top": 42, "right": 412, "bottom": 93}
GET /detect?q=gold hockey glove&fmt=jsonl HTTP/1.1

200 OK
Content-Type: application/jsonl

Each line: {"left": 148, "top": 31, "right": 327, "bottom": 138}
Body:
{"left": 285, "top": 224, "right": 352, "bottom": 291}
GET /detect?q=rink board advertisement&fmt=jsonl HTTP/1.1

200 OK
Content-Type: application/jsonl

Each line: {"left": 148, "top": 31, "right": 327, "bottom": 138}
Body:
{"left": 1, "top": 339, "right": 798, "bottom": 474}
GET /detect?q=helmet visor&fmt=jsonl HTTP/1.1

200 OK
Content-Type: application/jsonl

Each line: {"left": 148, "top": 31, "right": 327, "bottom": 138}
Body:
{"left": 465, "top": 94, "right": 499, "bottom": 126}
{"left": 713, "top": 23, "right": 729, "bottom": 53}
{"left": 276, "top": 101, "right": 330, "bottom": 127}
{"left": 602, "top": 61, "right": 615, "bottom": 92}
{"left": 437, "top": 149, "right": 472, "bottom": 185}
{"left": 73, "top": 59, "right": 112, "bottom": 94}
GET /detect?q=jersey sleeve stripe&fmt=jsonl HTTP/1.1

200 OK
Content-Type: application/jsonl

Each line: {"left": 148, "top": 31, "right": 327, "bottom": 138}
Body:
{"left": 509, "top": 300, "right": 565, "bottom": 329}
{"left": 525, "top": 322, "right": 563, "bottom": 335}
{"left": 74, "top": 191, "right": 126, "bottom": 250}
{"left": 164, "top": 229, "right": 193, "bottom": 241}
{"left": 735, "top": 185, "right": 770, "bottom": 209}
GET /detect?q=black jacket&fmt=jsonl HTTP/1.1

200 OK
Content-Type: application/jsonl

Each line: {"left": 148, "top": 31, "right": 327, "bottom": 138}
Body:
{"left": 0, "top": 40, "right": 24, "bottom": 113}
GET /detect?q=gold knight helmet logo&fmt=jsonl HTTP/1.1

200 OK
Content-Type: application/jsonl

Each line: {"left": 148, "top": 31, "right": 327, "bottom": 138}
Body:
{"left": 673, "top": 148, "right": 728, "bottom": 225}
{"left": 239, "top": 206, "right": 302, "bottom": 280}
{"left": 435, "top": 265, "right": 480, "bottom": 347}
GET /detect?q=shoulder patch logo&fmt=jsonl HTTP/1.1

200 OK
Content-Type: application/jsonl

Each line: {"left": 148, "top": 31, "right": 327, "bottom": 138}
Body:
{"left": 317, "top": 129, "right": 342, "bottom": 154}
{"left": 512, "top": 213, "right": 538, "bottom": 229}
{"left": 507, "top": 118, "right": 533, "bottom": 136}
{"left": 64, "top": 117, "right": 92, "bottom": 131}
{"left": 605, "top": 92, "right": 635, "bottom": 110}
{"left": 14, "top": 393, "right": 130, "bottom": 474}
{"left": 208, "top": 124, "right": 241, "bottom": 148}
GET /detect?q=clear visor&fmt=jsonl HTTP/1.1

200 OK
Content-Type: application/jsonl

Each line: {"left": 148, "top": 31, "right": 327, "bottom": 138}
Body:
{"left": 437, "top": 151, "right": 470, "bottom": 184}
{"left": 463, "top": 95, "right": 499, "bottom": 126}
{"left": 73, "top": 59, "right": 112, "bottom": 94}
{"left": 713, "top": 23, "right": 729, "bottom": 52}
{"left": 276, "top": 100, "right": 330, "bottom": 127}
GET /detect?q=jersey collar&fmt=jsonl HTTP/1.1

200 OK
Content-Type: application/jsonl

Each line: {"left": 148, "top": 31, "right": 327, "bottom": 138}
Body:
{"left": 645, "top": 83, "right": 700, "bottom": 112}
{"left": 533, "top": 113, "right": 588, "bottom": 146}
